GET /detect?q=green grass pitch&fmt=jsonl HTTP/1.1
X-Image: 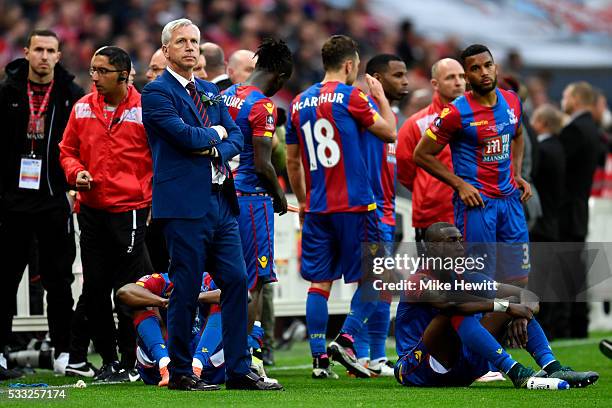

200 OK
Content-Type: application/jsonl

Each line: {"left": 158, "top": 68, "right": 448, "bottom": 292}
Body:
{"left": 1, "top": 333, "right": 611, "bottom": 407}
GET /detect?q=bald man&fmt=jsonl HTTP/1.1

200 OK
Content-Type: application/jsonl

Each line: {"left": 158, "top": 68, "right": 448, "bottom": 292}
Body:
{"left": 227, "top": 49, "right": 257, "bottom": 85}
{"left": 201, "top": 42, "right": 231, "bottom": 90}
{"left": 145, "top": 48, "right": 167, "bottom": 82}
{"left": 396, "top": 58, "right": 466, "bottom": 241}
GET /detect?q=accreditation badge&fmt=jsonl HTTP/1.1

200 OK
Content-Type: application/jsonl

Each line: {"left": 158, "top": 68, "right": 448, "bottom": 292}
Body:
{"left": 19, "top": 155, "right": 42, "bottom": 190}
{"left": 27, "top": 116, "right": 45, "bottom": 140}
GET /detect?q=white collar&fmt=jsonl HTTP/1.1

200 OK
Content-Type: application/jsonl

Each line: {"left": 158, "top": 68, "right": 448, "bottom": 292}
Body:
{"left": 537, "top": 133, "right": 553, "bottom": 143}
{"left": 166, "top": 66, "right": 194, "bottom": 89}
{"left": 569, "top": 109, "right": 589, "bottom": 123}
{"left": 210, "top": 73, "right": 229, "bottom": 84}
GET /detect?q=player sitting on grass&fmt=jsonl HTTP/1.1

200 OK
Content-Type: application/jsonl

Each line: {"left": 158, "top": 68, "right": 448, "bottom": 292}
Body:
{"left": 117, "top": 272, "right": 219, "bottom": 386}
{"left": 117, "top": 272, "right": 275, "bottom": 386}
{"left": 393, "top": 222, "right": 599, "bottom": 389}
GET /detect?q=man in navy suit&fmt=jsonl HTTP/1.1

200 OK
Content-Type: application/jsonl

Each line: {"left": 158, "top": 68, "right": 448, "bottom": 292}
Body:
{"left": 141, "top": 18, "right": 282, "bottom": 391}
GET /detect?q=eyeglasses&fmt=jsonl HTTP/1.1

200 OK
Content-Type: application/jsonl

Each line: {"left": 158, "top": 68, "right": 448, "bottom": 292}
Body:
{"left": 89, "top": 67, "right": 123, "bottom": 76}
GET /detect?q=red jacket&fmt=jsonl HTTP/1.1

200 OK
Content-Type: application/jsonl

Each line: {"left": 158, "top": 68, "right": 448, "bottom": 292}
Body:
{"left": 59, "top": 85, "right": 152, "bottom": 212}
{"left": 396, "top": 92, "right": 454, "bottom": 228}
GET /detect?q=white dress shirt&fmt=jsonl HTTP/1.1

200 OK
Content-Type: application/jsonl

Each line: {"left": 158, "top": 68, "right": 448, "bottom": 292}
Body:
{"left": 166, "top": 67, "right": 226, "bottom": 185}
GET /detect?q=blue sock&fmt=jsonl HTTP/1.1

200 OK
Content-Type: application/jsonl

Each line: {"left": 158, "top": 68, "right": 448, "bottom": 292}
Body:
{"left": 368, "top": 301, "right": 391, "bottom": 361}
{"left": 136, "top": 315, "right": 169, "bottom": 363}
{"left": 353, "top": 326, "right": 370, "bottom": 360}
{"left": 451, "top": 315, "right": 517, "bottom": 373}
{"left": 306, "top": 288, "right": 329, "bottom": 357}
{"left": 194, "top": 312, "right": 223, "bottom": 368}
{"left": 340, "top": 284, "right": 378, "bottom": 337}
{"left": 526, "top": 318, "right": 556, "bottom": 368}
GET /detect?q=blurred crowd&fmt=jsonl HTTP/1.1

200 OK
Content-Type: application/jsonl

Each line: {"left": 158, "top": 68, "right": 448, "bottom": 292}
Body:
{"left": 2, "top": 1, "right": 611, "bottom": 128}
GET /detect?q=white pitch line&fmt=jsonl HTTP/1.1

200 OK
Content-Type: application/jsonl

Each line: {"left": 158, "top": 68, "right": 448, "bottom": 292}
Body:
{"left": 549, "top": 338, "right": 602, "bottom": 348}
{"left": 267, "top": 364, "right": 312, "bottom": 371}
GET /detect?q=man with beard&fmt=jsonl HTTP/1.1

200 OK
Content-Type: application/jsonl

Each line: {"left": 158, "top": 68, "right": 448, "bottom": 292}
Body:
{"left": 413, "top": 44, "right": 532, "bottom": 286}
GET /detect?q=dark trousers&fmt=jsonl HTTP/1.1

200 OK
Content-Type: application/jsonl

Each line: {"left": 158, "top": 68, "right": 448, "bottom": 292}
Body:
{"left": 162, "top": 191, "right": 251, "bottom": 380}
{"left": 145, "top": 219, "right": 169, "bottom": 273}
{"left": 557, "top": 234, "right": 589, "bottom": 338}
{"left": 77, "top": 205, "right": 148, "bottom": 367}
{"left": 0, "top": 206, "right": 75, "bottom": 356}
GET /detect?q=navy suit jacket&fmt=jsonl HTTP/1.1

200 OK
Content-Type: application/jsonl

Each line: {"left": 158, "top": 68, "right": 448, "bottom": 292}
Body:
{"left": 142, "top": 70, "right": 243, "bottom": 219}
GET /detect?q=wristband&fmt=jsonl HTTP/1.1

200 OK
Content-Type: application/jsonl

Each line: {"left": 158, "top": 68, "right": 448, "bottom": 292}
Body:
{"left": 493, "top": 298, "right": 509, "bottom": 312}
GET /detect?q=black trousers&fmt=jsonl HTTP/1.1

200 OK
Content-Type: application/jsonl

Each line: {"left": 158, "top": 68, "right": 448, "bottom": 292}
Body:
{"left": 77, "top": 205, "right": 148, "bottom": 367}
{"left": 144, "top": 219, "right": 169, "bottom": 273}
{"left": 0, "top": 205, "right": 75, "bottom": 356}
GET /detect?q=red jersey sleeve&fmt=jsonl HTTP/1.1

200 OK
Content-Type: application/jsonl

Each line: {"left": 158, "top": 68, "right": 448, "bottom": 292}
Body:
{"left": 248, "top": 99, "right": 277, "bottom": 138}
{"left": 425, "top": 104, "right": 462, "bottom": 146}
{"left": 396, "top": 117, "right": 420, "bottom": 191}
{"left": 59, "top": 102, "right": 86, "bottom": 185}
{"left": 347, "top": 88, "right": 379, "bottom": 129}
{"left": 136, "top": 273, "right": 166, "bottom": 296}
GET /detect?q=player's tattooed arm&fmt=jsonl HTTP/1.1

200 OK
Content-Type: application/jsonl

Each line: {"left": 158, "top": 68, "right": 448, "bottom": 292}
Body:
{"left": 511, "top": 126, "right": 532, "bottom": 202}
{"left": 414, "top": 136, "right": 484, "bottom": 207}
{"left": 253, "top": 136, "right": 287, "bottom": 215}
{"left": 116, "top": 283, "right": 168, "bottom": 309}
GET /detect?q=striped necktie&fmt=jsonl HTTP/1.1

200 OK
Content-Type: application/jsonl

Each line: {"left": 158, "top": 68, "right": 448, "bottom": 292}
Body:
{"left": 185, "top": 81, "right": 227, "bottom": 177}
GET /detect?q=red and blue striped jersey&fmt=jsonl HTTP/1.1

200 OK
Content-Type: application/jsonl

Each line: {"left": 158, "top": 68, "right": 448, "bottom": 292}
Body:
{"left": 426, "top": 89, "right": 522, "bottom": 198}
{"left": 286, "top": 81, "right": 379, "bottom": 213}
{"left": 362, "top": 97, "right": 396, "bottom": 226}
{"left": 222, "top": 84, "right": 277, "bottom": 194}
{"left": 136, "top": 272, "right": 216, "bottom": 298}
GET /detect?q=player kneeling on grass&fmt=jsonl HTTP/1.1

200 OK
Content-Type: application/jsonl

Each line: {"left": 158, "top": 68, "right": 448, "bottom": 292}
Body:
{"left": 394, "top": 222, "right": 599, "bottom": 389}
{"left": 117, "top": 272, "right": 277, "bottom": 386}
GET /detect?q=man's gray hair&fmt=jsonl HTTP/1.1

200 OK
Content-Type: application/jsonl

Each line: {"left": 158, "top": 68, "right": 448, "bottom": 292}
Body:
{"left": 161, "top": 18, "right": 200, "bottom": 46}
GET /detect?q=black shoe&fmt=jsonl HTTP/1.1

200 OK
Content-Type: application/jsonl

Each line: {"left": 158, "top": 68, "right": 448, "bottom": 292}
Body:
{"left": 102, "top": 368, "right": 141, "bottom": 383}
{"left": 0, "top": 366, "right": 23, "bottom": 380}
{"left": 600, "top": 339, "right": 612, "bottom": 360}
{"left": 509, "top": 365, "right": 536, "bottom": 388}
{"left": 312, "top": 355, "right": 339, "bottom": 379}
{"left": 168, "top": 374, "right": 221, "bottom": 391}
{"left": 66, "top": 362, "right": 98, "bottom": 378}
{"left": 328, "top": 333, "right": 371, "bottom": 378}
{"left": 277, "top": 320, "right": 306, "bottom": 350}
{"left": 547, "top": 366, "right": 599, "bottom": 388}
{"left": 262, "top": 347, "right": 275, "bottom": 366}
{"left": 225, "top": 371, "right": 284, "bottom": 390}
{"left": 93, "top": 361, "right": 119, "bottom": 381}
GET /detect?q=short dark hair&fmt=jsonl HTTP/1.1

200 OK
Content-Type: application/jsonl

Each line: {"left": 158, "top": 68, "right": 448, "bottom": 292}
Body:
{"left": 424, "top": 222, "right": 456, "bottom": 243}
{"left": 460, "top": 44, "right": 493, "bottom": 65}
{"left": 26, "top": 29, "right": 59, "bottom": 48}
{"left": 321, "top": 35, "right": 358, "bottom": 72}
{"left": 365, "top": 54, "right": 403, "bottom": 76}
{"left": 94, "top": 46, "right": 131, "bottom": 75}
{"left": 255, "top": 38, "right": 293, "bottom": 77}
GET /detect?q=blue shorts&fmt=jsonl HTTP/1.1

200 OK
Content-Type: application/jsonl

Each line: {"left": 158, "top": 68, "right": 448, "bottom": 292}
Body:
{"left": 301, "top": 211, "right": 380, "bottom": 283}
{"left": 237, "top": 195, "right": 276, "bottom": 290}
{"left": 454, "top": 190, "right": 530, "bottom": 281}
{"left": 394, "top": 339, "right": 489, "bottom": 387}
